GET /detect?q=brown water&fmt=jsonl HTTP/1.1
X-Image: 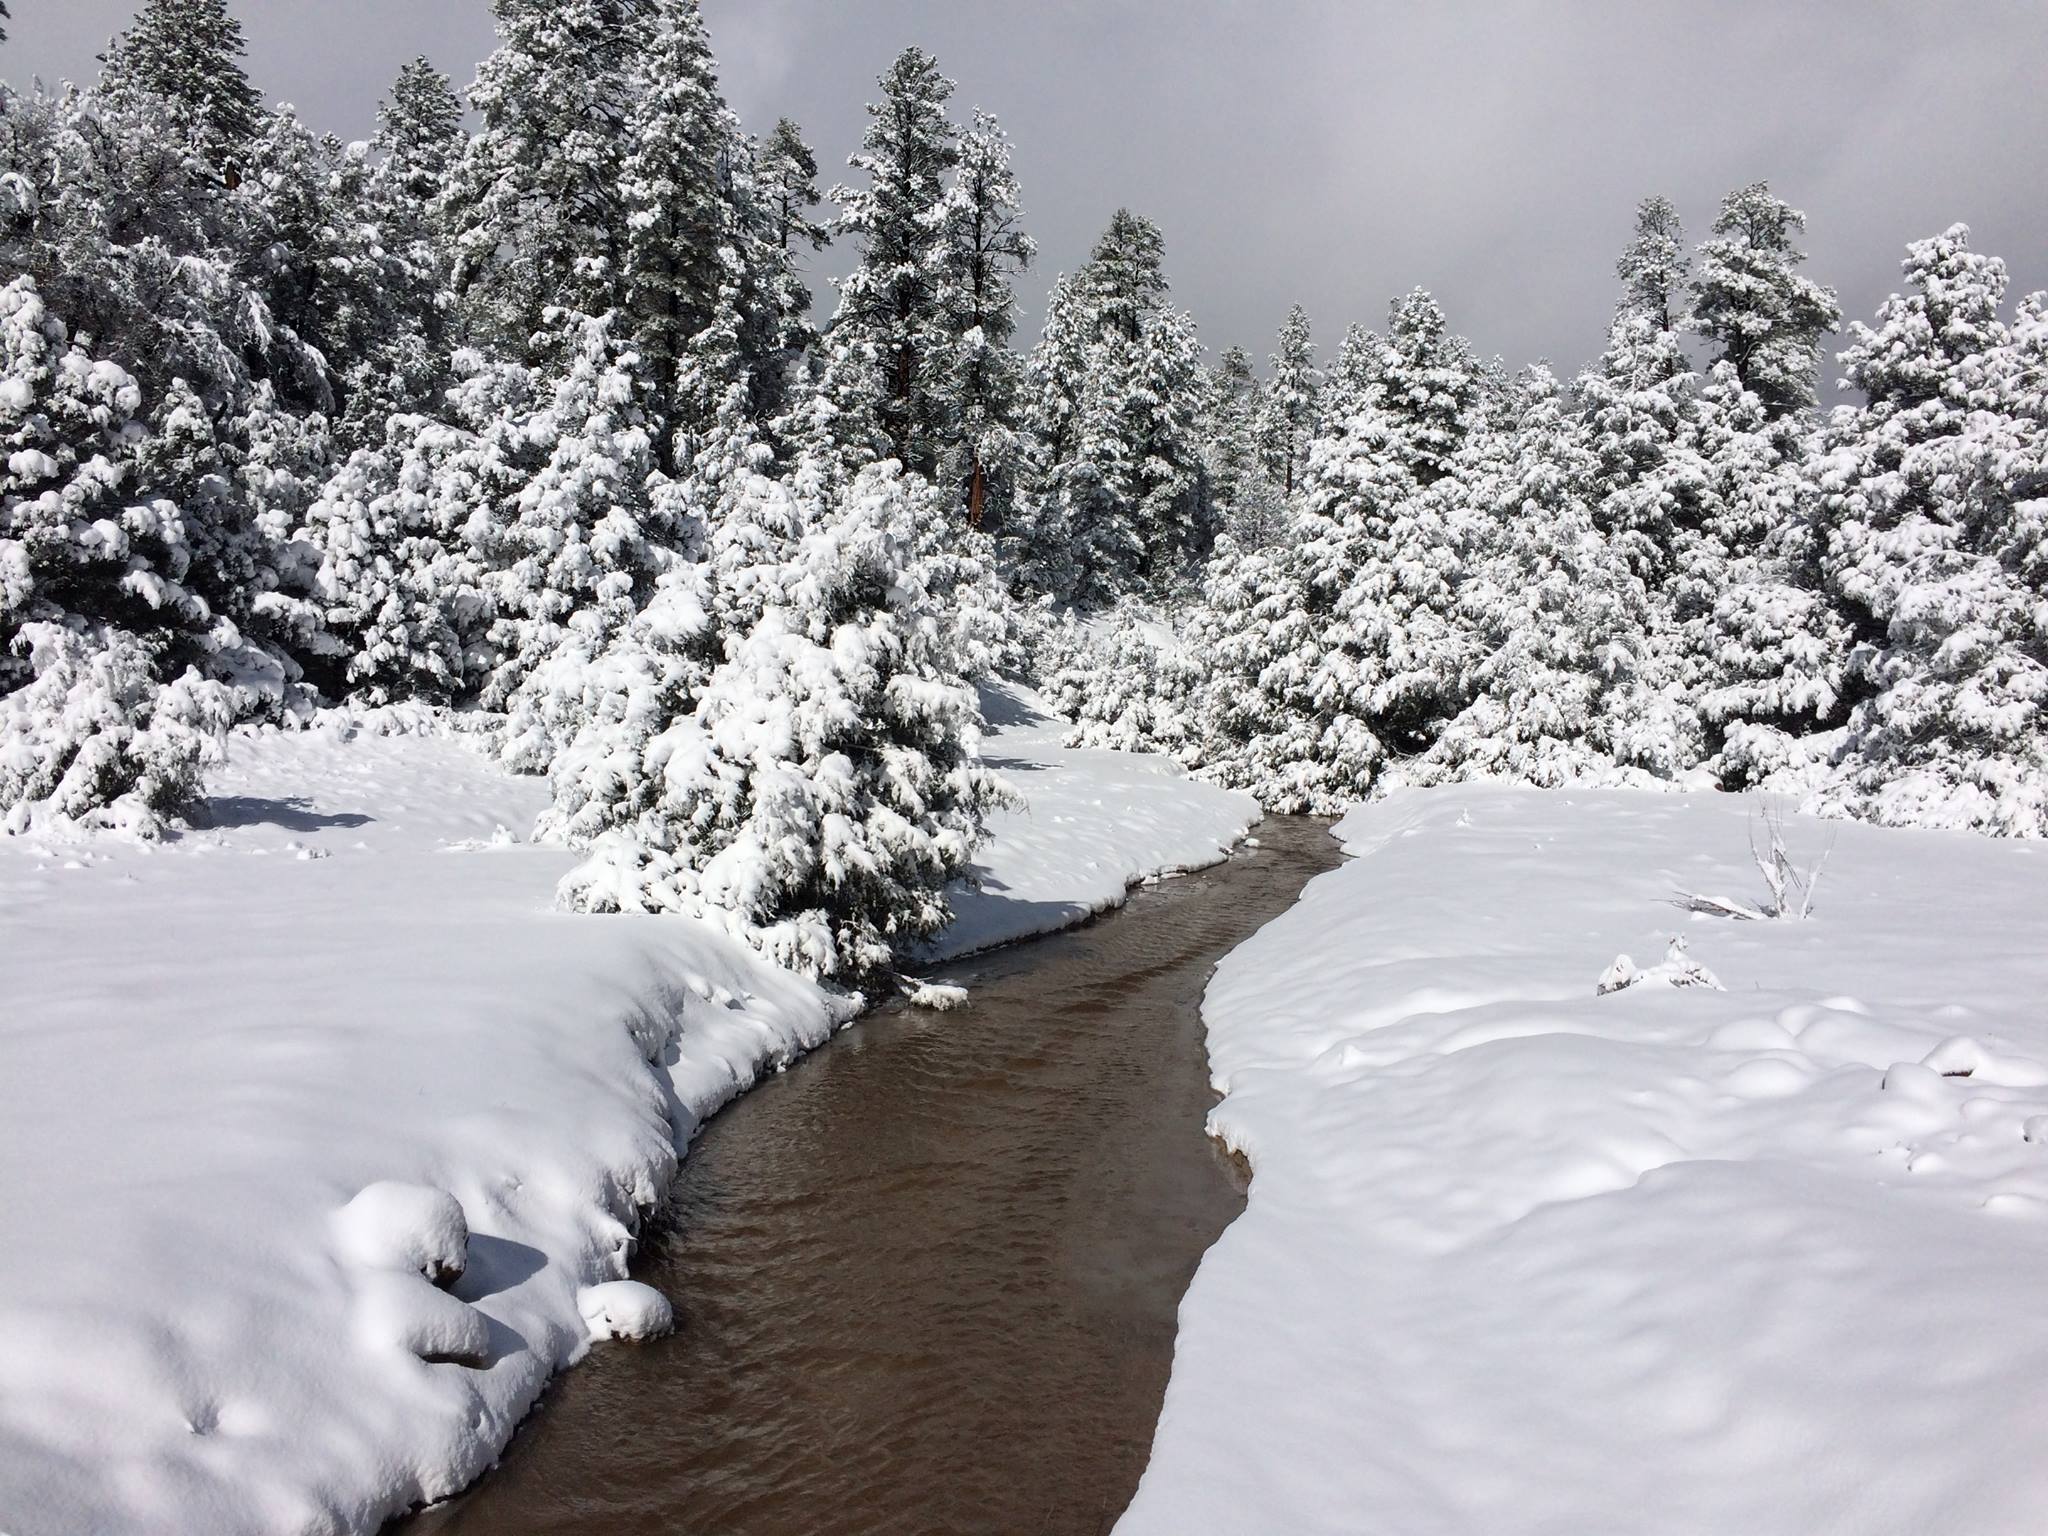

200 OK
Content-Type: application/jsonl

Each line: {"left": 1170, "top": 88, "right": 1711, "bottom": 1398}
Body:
{"left": 405, "top": 817, "right": 1337, "bottom": 1536}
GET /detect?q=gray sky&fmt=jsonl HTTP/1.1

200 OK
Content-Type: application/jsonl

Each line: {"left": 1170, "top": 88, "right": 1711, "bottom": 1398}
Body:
{"left": 11, "top": 1, "right": 2048, "bottom": 384}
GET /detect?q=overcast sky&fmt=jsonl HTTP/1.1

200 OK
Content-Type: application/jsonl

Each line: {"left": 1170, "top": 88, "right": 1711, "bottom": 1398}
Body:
{"left": 11, "top": 1, "right": 2048, "bottom": 384}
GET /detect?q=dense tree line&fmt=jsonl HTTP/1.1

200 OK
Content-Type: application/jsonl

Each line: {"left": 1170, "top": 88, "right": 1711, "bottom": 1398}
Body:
{"left": 2, "top": 1, "right": 2042, "bottom": 982}
{"left": 1063, "top": 194, "right": 2047, "bottom": 838}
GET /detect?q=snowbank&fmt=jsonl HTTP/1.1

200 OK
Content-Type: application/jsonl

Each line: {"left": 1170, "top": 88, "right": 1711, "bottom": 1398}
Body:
{"left": 932, "top": 680, "right": 1259, "bottom": 959}
{"left": 0, "top": 692, "right": 1254, "bottom": 1536}
{"left": 1121, "top": 786, "right": 2048, "bottom": 1536}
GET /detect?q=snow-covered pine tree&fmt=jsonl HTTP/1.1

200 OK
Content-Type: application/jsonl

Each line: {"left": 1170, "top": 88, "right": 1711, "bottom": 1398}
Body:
{"left": 1018, "top": 211, "right": 1212, "bottom": 605}
{"left": 1693, "top": 357, "right": 1849, "bottom": 780}
{"left": 1689, "top": 182, "right": 1841, "bottom": 421}
{"left": 559, "top": 460, "right": 1004, "bottom": 985}
{"left": 1419, "top": 367, "right": 1681, "bottom": 786}
{"left": 1574, "top": 196, "right": 1713, "bottom": 761}
{"left": 377, "top": 58, "right": 466, "bottom": 210}
{"left": 1202, "top": 345, "right": 1285, "bottom": 547}
{"left": 1809, "top": 226, "right": 2047, "bottom": 833}
{"left": 824, "top": 46, "right": 960, "bottom": 480}
{"left": 0, "top": 276, "right": 230, "bottom": 837}
{"left": 96, "top": 0, "right": 263, "bottom": 178}
{"left": 1376, "top": 289, "right": 1481, "bottom": 484}
{"left": 1256, "top": 304, "right": 1320, "bottom": 496}
{"left": 932, "top": 109, "right": 1034, "bottom": 529}
{"left": 446, "top": 0, "right": 650, "bottom": 365}
{"left": 479, "top": 315, "right": 664, "bottom": 732}
{"left": 752, "top": 117, "right": 830, "bottom": 382}
{"left": 358, "top": 58, "right": 465, "bottom": 433}
{"left": 617, "top": 0, "right": 742, "bottom": 466}
{"left": 1319, "top": 322, "right": 1383, "bottom": 431}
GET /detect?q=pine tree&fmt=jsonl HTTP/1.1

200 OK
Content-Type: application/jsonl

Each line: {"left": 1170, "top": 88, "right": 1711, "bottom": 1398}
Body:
{"left": 825, "top": 46, "right": 960, "bottom": 478}
{"left": 1809, "top": 227, "right": 2047, "bottom": 833}
{"left": 377, "top": 59, "right": 465, "bottom": 209}
{"left": 447, "top": 0, "right": 651, "bottom": 364}
{"left": 759, "top": 118, "right": 829, "bottom": 256}
{"left": 1202, "top": 345, "right": 1283, "bottom": 547}
{"left": 1319, "top": 322, "right": 1383, "bottom": 430}
{"left": 1256, "top": 304, "right": 1320, "bottom": 495}
{"left": 755, "top": 116, "right": 829, "bottom": 368}
{"left": 1420, "top": 368, "right": 1677, "bottom": 786}
{"left": 1689, "top": 182, "right": 1841, "bottom": 421}
{"left": 1376, "top": 289, "right": 1480, "bottom": 484}
{"left": 1019, "top": 211, "right": 1211, "bottom": 604}
{"left": 1576, "top": 195, "right": 1712, "bottom": 736}
{"left": 616, "top": 0, "right": 744, "bottom": 465}
{"left": 98, "top": 0, "right": 263, "bottom": 177}
{"left": 478, "top": 315, "right": 665, "bottom": 718}
{"left": 1615, "top": 194, "right": 1688, "bottom": 332}
{"left": 559, "top": 461, "right": 1004, "bottom": 983}
{"left": 0, "top": 276, "right": 231, "bottom": 837}
{"left": 932, "top": 110, "right": 1034, "bottom": 528}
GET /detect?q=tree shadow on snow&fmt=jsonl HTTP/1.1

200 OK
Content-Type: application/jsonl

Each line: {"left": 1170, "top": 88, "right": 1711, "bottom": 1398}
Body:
{"left": 198, "top": 795, "right": 375, "bottom": 833}
{"left": 975, "top": 679, "right": 1050, "bottom": 730}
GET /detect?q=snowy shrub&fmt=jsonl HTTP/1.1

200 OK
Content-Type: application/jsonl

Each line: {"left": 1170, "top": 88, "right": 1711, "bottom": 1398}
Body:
{"left": 0, "top": 621, "right": 229, "bottom": 839}
{"left": 558, "top": 461, "right": 1006, "bottom": 985}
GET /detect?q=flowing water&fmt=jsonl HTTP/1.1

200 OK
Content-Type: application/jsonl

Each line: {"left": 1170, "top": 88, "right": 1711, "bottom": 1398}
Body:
{"left": 404, "top": 816, "right": 1338, "bottom": 1536}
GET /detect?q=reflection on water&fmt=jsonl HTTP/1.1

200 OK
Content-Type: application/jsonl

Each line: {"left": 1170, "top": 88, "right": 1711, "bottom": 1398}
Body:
{"left": 404, "top": 818, "right": 1338, "bottom": 1536}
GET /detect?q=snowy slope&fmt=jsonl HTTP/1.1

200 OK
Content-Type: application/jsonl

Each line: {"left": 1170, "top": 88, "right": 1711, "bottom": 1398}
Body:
{"left": 1120, "top": 786, "right": 2048, "bottom": 1536}
{"left": 0, "top": 697, "right": 1253, "bottom": 1536}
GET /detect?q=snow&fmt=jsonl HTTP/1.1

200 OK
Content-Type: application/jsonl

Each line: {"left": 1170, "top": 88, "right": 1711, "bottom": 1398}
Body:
{"left": 575, "top": 1281, "right": 673, "bottom": 1344}
{"left": 0, "top": 692, "right": 1253, "bottom": 1536}
{"left": 1120, "top": 785, "right": 2048, "bottom": 1536}
{"left": 932, "top": 680, "right": 1259, "bottom": 958}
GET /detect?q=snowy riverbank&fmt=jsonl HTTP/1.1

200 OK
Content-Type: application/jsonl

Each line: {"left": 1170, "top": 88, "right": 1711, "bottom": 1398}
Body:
{"left": 1121, "top": 786, "right": 2048, "bottom": 1536}
{"left": 0, "top": 683, "right": 1254, "bottom": 1536}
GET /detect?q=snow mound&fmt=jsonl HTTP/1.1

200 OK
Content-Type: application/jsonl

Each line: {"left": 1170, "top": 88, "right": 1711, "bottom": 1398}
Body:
{"left": 355, "top": 1271, "right": 491, "bottom": 1368}
{"left": 334, "top": 1181, "right": 470, "bottom": 1286}
{"left": 578, "top": 1280, "right": 674, "bottom": 1343}
{"left": 1596, "top": 936, "right": 1723, "bottom": 995}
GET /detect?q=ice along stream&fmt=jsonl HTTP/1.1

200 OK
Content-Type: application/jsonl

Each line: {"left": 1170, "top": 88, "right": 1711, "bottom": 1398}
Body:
{"left": 403, "top": 816, "right": 1340, "bottom": 1536}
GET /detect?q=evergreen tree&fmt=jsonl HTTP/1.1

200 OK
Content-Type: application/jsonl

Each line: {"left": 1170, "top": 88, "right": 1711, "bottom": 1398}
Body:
{"left": 1376, "top": 289, "right": 1480, "bottom": 484}
{"left": 755, "top": 117, "right": 829, "bottom": 367}
{"left": 1202, "top": 345, "right": 1283, "bottom": 546}
{"left": 1615, "top": 194, "right": 1688, "bottom": 332}
{"left": 1420, "top": 369, "right": 1678, "bottom": 785}
{"left": 1019, "top": 211, "right": 1211, "bottom": 604}
{"left": 98, "top": 0, "right": 263, "bottom": 177}
{"left": 932, "top": 109, "right": 1034, "bottom": 528}
{"left": 1689, "top": 182, "right": 1841, "bottom": 421}
{"left": 377, "top": 58, "right": 465, "bottom": 208}
{"left": 616, "top": 0, "right": 743, "bottom": 464}
{"left": 1810, "top": 227, "right": 2047, "bottom": 833}
{"left": 447, "top": 0, "right": 650, "bottom": 364}
{"left": 1256, "top": 304, "right": 1320, "bottom": 495}
{"left": 759, "top": 117, "right": 829, "bottom": 255}
{"left": 825, "top": 46, "right": 960, "bottom": 478}
{"left": 1319, "top": 322, "right": 1383, "bottom": 430}
{"left": 559, "top": 460, "right": 1004, "bottom": 983}
{"left": 478, "top": 315, "right": 665, "bottom": 716}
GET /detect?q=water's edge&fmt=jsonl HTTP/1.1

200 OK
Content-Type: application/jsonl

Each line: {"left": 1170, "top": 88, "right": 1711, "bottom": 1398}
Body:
{"left": 396, "top": 816, "right": 1340, "bottom": 1536}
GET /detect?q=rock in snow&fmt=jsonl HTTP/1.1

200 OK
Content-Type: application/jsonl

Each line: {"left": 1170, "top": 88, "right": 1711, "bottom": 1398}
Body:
{"left": 577, "top": 1280, "right": 675, "bottom": 1343}
{"left": 334, "top": 1181, "right": 470, "bottom": 1286}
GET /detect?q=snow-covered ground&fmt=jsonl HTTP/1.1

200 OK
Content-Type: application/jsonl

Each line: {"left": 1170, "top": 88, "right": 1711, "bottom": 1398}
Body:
{"left": 0, "top": 684, "right": 1254, "bottom": 1536}
{"left": 1121, "top": 786, "right": 2048, "bottom": 1536}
